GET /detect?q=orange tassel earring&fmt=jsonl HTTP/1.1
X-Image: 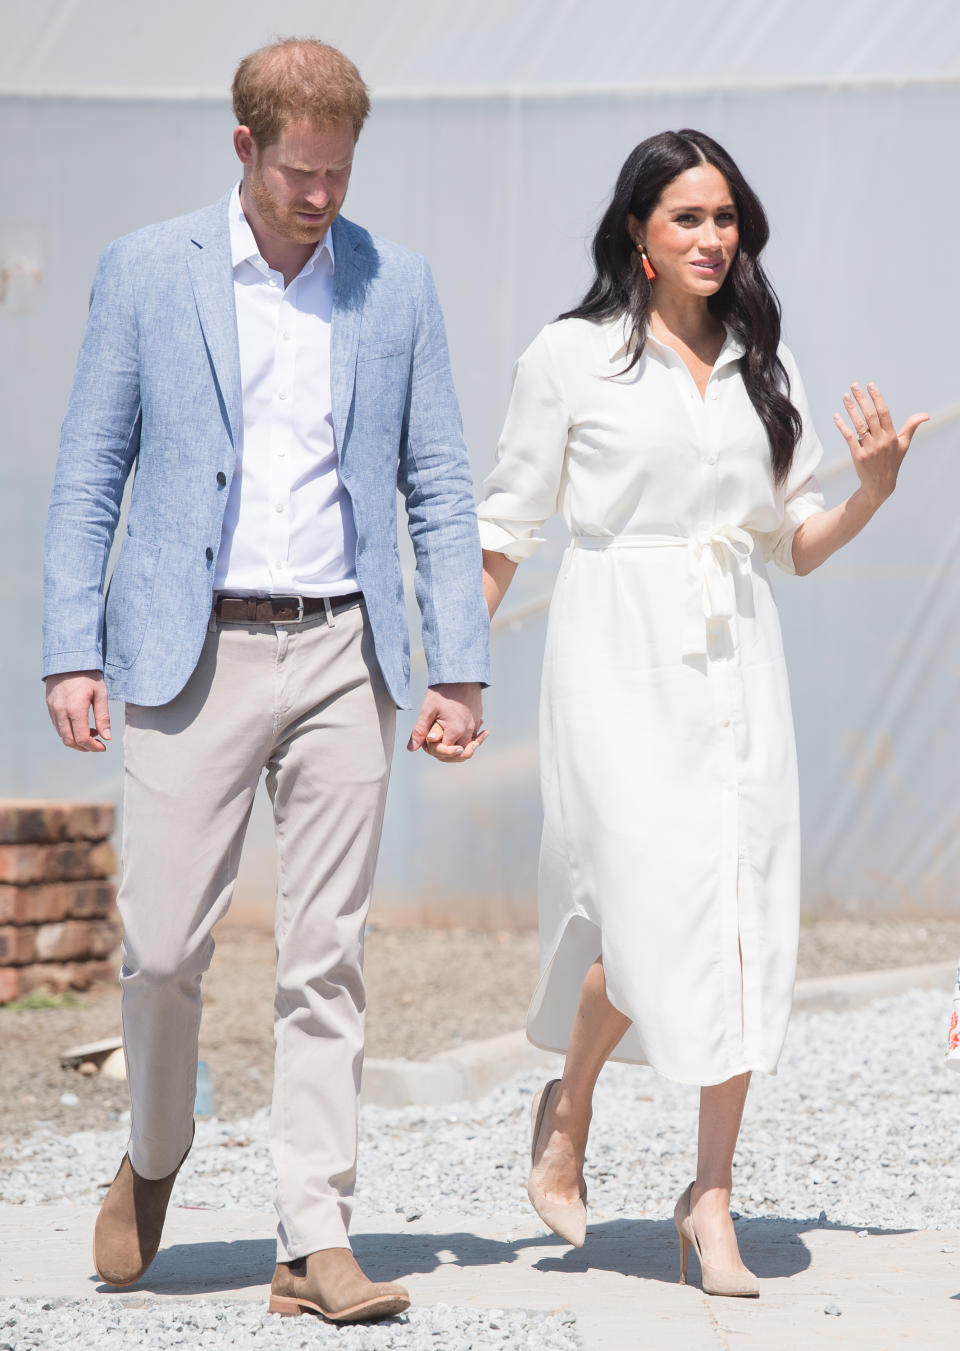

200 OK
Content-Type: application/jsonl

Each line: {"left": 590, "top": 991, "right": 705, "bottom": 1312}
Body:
{"left": 639, "top": 246, "right": 656, "bottom": 282}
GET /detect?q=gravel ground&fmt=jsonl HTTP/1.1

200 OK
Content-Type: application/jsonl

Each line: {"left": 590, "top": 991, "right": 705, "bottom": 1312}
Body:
{"left": 0, "top": 1299, "right": 581, "bottom": 1351}
{"left": 1, "top": 918, "right": 958, "bottom": 1141}
{"left": 2, "top": 988, "right": 958, "bottom": 1233}
{"left": 2, "top": 986, "right": 957, "bottom": 1350}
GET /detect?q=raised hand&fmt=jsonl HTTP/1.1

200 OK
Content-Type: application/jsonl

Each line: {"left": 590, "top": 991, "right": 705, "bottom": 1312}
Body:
{"left": 833, "top": 382, "right": 929, "bottom": 509}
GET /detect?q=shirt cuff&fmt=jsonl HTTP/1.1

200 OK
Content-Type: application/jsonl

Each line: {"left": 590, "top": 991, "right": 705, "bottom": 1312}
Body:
{"left": 477, "top": 518, "right": 546, "bottom": 563}
{"left": 41, "top": 651, "right": 105, "bottom": 680}
{"left": 758, "top": 496, "right": 825, "bottom": 575}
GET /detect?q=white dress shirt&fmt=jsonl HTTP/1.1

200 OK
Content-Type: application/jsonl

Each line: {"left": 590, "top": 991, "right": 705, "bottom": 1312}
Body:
{"left": 214, "top": 185, "right": 358, "bottom": 597}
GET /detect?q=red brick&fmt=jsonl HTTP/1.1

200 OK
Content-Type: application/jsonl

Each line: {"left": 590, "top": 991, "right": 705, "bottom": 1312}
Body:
{"left": 0, "top": 881, "right": 116, "bottom": 925}
{"left": 33, "top": 919, "right": 119, "bottom": 963}
{"left": 67, "top": 882, "right": 117, "bottom": 920}
{"left": 0, "top": 968, "right": 23, "bottom": 1001}
{"left": 0, "top": 958, "right": 118, "bottom": 1004}
{"left": 0, "top": 926, "right": 35, "bottom": 963}
{"left": 0, "top": 800, "right": 115, "bottom": 845}
{"left": 0, "top": 841, "right": 115, "bottom": 885}
{"left": 0, "top": 920, "right": 120, "bottom": 965}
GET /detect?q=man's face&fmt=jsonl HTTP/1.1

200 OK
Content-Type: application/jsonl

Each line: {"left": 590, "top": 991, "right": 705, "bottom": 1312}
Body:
{"left": 236, "top": 117, "right": 356, "bottom": 245}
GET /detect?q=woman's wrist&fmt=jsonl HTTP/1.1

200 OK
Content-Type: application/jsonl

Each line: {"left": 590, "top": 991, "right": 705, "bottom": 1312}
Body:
{"left": 849, "top": 483, "right": 888, "bottom": 518}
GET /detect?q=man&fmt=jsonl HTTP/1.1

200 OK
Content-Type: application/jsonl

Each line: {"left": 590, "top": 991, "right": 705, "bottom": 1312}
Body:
{"left": 43, "top": 39, "right": 489, "bottom": 1325}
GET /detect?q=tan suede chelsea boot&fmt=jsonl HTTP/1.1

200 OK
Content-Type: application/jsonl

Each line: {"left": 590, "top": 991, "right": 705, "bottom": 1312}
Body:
{"left": 269, "top": 1247, "right": 410, "bottom": 1323}
{"left": 93, "top": 1133, "right": 193, "bottom": 1287}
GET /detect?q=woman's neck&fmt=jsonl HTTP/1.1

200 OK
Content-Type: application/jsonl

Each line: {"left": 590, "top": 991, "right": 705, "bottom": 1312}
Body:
{"left": 647, "top": 289, "right": 723, "bottom": 351}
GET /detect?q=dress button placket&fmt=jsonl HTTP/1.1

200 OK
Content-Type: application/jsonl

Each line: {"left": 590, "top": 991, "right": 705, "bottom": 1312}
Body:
{"left": 699, "top": 379, "right": 720, "bottom": 520}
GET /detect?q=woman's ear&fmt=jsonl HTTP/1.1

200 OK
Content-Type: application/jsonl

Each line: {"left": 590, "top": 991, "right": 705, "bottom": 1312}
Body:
{"left": 625, "top": 212, "right": 643, "bottom": 250}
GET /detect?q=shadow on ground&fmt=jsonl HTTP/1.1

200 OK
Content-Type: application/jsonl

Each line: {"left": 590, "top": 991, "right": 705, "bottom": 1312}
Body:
{"left": 90, "top": 1216, "right": 916, "bottom": 1297}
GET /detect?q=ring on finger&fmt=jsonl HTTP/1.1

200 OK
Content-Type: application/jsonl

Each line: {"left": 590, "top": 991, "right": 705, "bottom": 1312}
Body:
{"left": 856, "top": 425, "right": 869, "bottom": 442}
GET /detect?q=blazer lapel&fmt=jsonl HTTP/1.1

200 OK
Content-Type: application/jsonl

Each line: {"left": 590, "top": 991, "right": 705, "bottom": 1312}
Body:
{"left": 187, "top": 200, "right": 241, "bottom": 446}
{"left": 330, "top": 217, "right": 373, "bottom": 461}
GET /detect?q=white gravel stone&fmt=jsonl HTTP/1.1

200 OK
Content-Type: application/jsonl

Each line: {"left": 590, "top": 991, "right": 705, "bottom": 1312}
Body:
{"left": 2, "top": 988, "right": 957, "bottom": 1233}
{"left": 0, "top": 1299, "right": 580, "bottom": 1350}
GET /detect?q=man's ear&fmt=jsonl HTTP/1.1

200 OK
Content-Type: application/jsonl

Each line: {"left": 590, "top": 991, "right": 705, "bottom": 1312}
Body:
{"left": 233, "top": 126, "right": 257, "bottom": 167}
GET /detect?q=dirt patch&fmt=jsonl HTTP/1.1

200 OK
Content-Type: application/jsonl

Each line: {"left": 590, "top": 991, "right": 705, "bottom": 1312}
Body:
{"left": 1, "top": 918, "right": 957, "bottom": 1143}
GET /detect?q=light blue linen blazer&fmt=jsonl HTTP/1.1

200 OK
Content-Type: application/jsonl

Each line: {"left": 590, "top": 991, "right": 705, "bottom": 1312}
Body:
{"left": 42, "top": 191, "right": 490, "bottom": 709}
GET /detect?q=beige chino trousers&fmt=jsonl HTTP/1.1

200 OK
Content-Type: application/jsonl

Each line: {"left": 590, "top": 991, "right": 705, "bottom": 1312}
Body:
{"left": 117, "top": 602, "right": 395, "bottom": 1259}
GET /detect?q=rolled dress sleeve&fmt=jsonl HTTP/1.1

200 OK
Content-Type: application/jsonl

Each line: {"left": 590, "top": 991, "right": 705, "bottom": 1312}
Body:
{"left": 477, "top": 328, "right": 570, "bottom": 562}
{"left": 754, "top": 346, "right": 826, "bottom": 575}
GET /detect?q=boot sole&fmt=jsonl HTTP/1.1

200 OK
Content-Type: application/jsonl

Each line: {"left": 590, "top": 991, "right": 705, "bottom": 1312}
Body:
{"left": 268, "top": 1292, "right": 410, "bottom": 1323}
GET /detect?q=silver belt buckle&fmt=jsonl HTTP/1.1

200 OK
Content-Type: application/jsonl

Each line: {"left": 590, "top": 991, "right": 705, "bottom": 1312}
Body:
{"left": 274, "top": 594, "right": 306, "bottom": 623}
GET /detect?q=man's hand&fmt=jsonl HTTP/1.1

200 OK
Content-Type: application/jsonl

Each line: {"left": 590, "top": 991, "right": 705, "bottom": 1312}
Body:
{"left": 45, "top": 671, "right": 111, "bottom": 752}
{"left": 407, "top": 682, "right": 487, "bottom": 763}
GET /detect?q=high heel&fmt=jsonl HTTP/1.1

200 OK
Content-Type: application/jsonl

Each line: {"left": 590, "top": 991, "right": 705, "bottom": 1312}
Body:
{"left": 673, "top": 1181, "right": 759, "bottom": 1298}
{"left": 527, "top": 1079, "right": 588, "bottom": 1248}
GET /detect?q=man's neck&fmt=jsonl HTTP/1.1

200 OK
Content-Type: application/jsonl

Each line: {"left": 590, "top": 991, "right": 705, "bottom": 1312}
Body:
{"left": 239, "top": 186, "right": 317, "bottom": 288}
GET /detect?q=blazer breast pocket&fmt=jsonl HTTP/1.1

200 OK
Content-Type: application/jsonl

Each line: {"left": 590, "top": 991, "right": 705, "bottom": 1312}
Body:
{"left": 357, "top": 338, "right": 409, "bottom": 362}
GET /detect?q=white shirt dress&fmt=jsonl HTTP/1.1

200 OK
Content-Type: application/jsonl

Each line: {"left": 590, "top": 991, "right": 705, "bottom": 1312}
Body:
{"left": 477, "top": 316, "right": 825, "bottom": 1087}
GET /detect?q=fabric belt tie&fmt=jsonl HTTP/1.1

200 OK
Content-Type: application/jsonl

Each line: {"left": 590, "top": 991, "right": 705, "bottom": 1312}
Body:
{"left": 213, "top": 592, "right": 363, "bottom": 625}
{"left": 572, "top": 527, "right": 755, "bottom": 654}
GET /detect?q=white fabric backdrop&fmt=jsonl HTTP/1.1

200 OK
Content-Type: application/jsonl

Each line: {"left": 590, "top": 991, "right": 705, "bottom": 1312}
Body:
{"left": 2, "top": 1, "right": 958, "bottom": 921}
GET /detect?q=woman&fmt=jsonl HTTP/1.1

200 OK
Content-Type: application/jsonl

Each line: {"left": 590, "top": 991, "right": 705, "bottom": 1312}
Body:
{"left": 477, "top": 129, "right": 927, "bottom": 1298}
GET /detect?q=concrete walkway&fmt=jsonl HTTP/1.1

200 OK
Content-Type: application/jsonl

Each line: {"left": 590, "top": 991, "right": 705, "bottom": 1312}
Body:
{"left": 3, "top": 1203, "right": 958, "bottom": 1349}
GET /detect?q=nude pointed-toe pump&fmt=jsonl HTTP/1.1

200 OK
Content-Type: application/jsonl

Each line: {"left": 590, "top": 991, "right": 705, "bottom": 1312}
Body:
{"left": 674, "top": 1181, "right": 759, "bottom": 1298}
{"left": 526, "top": 1078, "right": 588, "bottom": 1248}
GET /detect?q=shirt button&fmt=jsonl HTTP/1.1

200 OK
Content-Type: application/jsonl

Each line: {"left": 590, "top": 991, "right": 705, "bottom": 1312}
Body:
{"left": 706, "top": 453, "right": 717, "bottom": 466}
{"left": 282, "top": 331, "right": 291, "bottom": 341}
{"left": 275, "top": 503, "right": 285, "bottom": 513}
{"left": 275, "top": 447, "right": 286, "bottom": 457}
{"left": 278, "top": 391, "right": 288, "bottom": 400}
{"left": 205, "top": 547, "right": 214, "bottom": 561}
{"left": 721, "top": 718, "right": 731, "bottom": 728}
{"left": 216, "top": 471, "right": 226, "bottom": 486}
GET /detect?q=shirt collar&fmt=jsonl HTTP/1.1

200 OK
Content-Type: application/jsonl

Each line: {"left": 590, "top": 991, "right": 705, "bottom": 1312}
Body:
{"left": 228, "top": 183, "right": 334, "bottom": 276}
{"left": 604, "top": 313, "right": 745, "bottom": 368}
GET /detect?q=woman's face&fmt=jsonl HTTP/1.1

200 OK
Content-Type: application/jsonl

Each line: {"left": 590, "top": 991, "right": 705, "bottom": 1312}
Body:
{"left": 629, "top": 163, "right": 739, "bottom": 299}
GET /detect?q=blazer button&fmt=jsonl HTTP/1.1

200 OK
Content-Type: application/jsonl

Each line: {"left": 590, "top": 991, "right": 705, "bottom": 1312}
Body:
{"left": 205, "top": 547, "right": 214, "bottom": 561}
{"left": 216, "top": 471, "right": 227, "bottom": 486}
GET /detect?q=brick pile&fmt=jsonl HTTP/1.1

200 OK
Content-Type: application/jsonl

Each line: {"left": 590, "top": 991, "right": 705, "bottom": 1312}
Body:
{"left": 0, "top": 799, "right": 120, "bottom": 1004}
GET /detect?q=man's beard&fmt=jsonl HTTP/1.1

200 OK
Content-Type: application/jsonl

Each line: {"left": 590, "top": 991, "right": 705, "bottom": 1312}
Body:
{"left": 247, "top": 169, "right": 330, "bottom": 244}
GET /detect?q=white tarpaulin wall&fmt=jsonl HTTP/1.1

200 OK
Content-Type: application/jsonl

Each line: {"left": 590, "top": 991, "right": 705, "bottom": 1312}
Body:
{"left": 2, "top": 1, "right": 959, "bottom": 923}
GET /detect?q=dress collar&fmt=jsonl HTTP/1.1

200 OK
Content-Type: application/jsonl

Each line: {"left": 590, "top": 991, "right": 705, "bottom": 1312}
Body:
{"left": 604, "top": 313, "right": 745, "bottom": 369}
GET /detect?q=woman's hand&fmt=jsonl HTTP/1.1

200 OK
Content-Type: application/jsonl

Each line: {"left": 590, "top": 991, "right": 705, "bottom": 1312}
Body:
{"left": 792, "top": 383, "right": 929, "bottom": 575}
{"left": 833, "top": 382, "right": 929, "bottom": 510}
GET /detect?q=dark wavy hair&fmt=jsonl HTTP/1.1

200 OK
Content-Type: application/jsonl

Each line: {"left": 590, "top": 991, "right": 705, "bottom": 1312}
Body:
{"left": 560, "top": 129, "right": 801, "bottom": 483}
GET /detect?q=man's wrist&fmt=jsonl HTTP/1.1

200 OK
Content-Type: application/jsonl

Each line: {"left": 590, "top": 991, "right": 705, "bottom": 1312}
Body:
{"left": 44, "top": 669, "right": 104, "bottom": 684}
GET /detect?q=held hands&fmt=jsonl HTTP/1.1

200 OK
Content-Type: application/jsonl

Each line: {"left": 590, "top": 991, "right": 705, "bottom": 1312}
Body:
{"left": 407, "top": 681, "right": 488, "bottom": 763}
{"left": 45, "top": 671, "right": 111, "bottom": 752}
{"left": 833, "top": 383, "right": 929, "bottom": 510}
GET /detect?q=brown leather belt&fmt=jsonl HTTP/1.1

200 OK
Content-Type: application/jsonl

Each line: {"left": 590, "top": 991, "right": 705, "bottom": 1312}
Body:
{"left": 213, "top": 592, "right": 363, "bottom": 625}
